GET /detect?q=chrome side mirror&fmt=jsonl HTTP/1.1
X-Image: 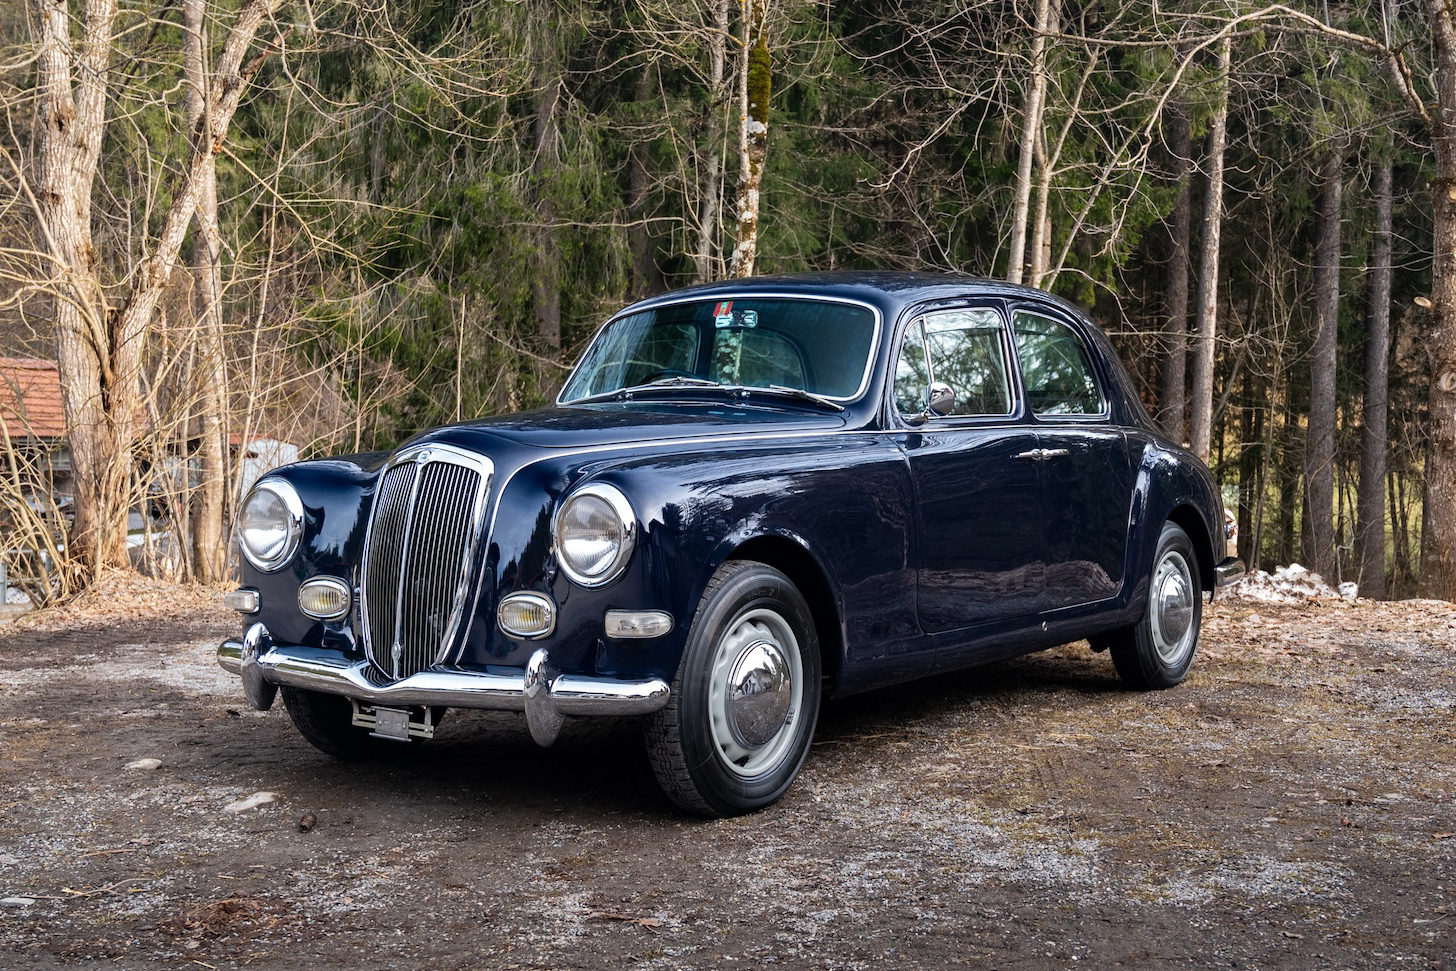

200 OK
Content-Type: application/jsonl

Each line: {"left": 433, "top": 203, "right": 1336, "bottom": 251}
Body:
{"left": 925, "top": 382, "right": 955, "bottom": 418}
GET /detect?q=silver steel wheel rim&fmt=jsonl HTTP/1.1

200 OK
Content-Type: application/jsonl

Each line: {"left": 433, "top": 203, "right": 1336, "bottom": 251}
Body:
{"left": 707, "top": 607, "right": 804, "bottom": 778}
{"left": 1150, "top": 549, "right": 1195, "bottom": 663}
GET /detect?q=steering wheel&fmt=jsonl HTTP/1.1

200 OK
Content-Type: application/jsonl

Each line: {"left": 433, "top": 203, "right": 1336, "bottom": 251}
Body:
{"left": 643, "top": 368, "right": 703, "bottom": 382}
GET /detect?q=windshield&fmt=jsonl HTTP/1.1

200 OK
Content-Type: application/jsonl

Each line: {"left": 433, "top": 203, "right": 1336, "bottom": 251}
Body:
{"left": 559, "top": 297, "right": 878, "bottom": 403}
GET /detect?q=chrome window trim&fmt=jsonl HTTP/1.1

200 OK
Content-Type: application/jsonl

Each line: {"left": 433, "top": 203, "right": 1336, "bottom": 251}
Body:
{"left": 897, "top": 306, "right": 1018, "bottom": 422}
{"left": 557, "top": 292, "right": 884, "bottom": 406}
{"left": 358, "top": 443, "right": 495, "bottom": 677}
{"left": 240, "top": 478, "right": 305, "bottom": 572}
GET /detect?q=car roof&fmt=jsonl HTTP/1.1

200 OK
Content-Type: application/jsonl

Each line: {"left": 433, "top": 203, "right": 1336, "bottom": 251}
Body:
{"left": 620, "top": 271, "right": 1093, "bottom": 325}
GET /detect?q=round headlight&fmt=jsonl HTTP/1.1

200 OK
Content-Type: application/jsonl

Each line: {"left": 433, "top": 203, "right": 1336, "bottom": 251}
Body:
{"left": 238, "top": 479, "right": 304, "bottom": 572}
{"left": 553, "top": 483, "right": 636, "bottom": 587}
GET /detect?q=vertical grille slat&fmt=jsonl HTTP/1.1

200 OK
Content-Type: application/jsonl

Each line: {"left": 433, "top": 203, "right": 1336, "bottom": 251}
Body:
{"left": 359, "top": 447, "right": 491, "bottom": 681}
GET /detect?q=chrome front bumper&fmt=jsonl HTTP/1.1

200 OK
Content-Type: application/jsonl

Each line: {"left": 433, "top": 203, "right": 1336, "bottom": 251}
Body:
{"left": 219, "top": 623, "right": 670, "bottom": 747}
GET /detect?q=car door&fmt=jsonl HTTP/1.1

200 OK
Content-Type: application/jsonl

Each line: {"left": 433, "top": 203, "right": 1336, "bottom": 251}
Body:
{"left": 1010, "top": 305, "right": 1135, "bottom": 610}
{"left": 892, "top": 306, "right": 1045, "bottom": 633}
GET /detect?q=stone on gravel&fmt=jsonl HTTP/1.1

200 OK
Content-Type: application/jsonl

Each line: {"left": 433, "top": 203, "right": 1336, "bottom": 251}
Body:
{"left": 124, "top": 758, "right": 162, "bottom": 771}
{"left": 223, "top": 791, "right": 279, "bottom": 813}
{"left": 1, "top": 897, "right": 36, "bottom": 908}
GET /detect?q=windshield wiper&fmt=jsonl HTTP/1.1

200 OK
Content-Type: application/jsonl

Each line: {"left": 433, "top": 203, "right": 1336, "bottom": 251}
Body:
{"left": 737, "top": 385, "right": 846, "bottom": 412}
{"left": 568, "top": 375, "right": 722, "bottom": 405}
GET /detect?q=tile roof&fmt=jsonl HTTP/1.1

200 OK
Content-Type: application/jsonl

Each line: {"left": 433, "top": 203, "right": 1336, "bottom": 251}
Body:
{"left": 0, "top": 357, "right": 66, "bottom": 440}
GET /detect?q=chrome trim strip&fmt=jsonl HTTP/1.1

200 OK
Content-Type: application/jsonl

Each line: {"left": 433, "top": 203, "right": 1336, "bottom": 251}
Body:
{"left": 557, "top": 292, "right": 884, "bottom": 406}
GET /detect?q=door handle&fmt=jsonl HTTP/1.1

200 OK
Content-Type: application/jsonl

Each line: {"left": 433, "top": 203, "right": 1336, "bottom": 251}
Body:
{"left": 1014, "top": 448, "right": 1070, "bottom": 461}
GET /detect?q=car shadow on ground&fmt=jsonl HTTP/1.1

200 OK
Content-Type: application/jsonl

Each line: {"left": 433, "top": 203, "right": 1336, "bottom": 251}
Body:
{"left": 239, "top": 641, "right": 1130, "bottom": 819}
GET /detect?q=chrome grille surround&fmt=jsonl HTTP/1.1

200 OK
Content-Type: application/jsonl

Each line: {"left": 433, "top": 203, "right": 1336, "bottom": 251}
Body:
{"left": 358, "top": 443, "right": 493, "bottom": 681}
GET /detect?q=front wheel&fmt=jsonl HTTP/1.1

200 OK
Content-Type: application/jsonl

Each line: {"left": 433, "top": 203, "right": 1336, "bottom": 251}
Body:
{"left": 646, "top": 561, "right": 822, "bottom": 817}
{"left": 1105, "top": 521, "right": 1203, "bottom": 690}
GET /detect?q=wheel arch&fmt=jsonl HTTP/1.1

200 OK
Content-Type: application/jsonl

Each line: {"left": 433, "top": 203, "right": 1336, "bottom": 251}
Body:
{"left": 1167, "top": 503, "right": 1216, "bottom": 593}
{"left": 726, "top": 535, "right": 843, "bottom": 694}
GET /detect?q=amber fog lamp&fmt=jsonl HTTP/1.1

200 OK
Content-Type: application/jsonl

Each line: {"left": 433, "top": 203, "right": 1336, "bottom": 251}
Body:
{"left": 298, "top": 577, "right": 351, "bottom": 620}
{"left": 553, "top": 483, "right": 636, "bottom": 587}
{"left": 238, "top": 479, "right": 303, "bottom": 572}
{"left": 498, "top": 592, "right": 557, "bottom": 639}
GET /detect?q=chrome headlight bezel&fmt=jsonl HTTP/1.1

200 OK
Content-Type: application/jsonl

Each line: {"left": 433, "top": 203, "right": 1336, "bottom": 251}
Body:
{"left": 552, "top": 483, "right": 637, "bottom": 588}
{"left": 238, "top": 478, "right": 304, "bottom": 572}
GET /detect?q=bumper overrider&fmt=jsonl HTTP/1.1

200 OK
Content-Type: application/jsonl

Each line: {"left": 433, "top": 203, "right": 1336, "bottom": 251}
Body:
{"left": 218, "top": 622, "right": 671, "bottom": 747}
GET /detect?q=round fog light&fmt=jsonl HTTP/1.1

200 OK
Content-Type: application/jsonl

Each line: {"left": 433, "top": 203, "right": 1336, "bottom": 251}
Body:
{"left": 298, "top": 577, "right": 351, "bottom": 620}
{"left": 499, "top": 592, "right": 557, "bottom": 639}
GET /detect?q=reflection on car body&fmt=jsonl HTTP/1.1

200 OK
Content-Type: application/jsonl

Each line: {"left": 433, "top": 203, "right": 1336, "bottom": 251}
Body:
{"left": 218, "top": 272, "right": 1244, "bottom": 817}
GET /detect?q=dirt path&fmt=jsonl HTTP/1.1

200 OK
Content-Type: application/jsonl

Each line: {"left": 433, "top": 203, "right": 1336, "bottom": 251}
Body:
{"left": 1, "top": 586, "right": 1453, "bottom": 970}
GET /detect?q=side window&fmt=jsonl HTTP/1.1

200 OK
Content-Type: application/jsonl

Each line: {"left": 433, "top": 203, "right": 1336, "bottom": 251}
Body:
{"left": 1012, "top": 310, "right": 1104, "bottom": 416}
{"left": 894, "top": 309, "right": 1012, "bottom": 419}
{"left": 893, "top": 319, "right": 930, "bottom": 414}
{"left": 922, "top": 310, "right": 1012, "bottom": 417}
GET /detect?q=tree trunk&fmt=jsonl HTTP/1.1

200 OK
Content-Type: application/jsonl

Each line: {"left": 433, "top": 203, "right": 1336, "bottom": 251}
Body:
{"left": 1303, "top": 144, "right": 1343, "bottom": 580}
{"left": 186, "top": 0, "right": 229, "bottom": 583}
{"left": 530, "top": 15, "right": 562, "bottom": 349}
{"left": 692, "top": 0, "right": 731, "bottom": 284}
{"left": 1420, "top": 0, "right": 1456, "bottom": 600}
{"left": 1357, "top": 153, "right": 1393, "bottom": 599}
{"left": 1006, "top": 0, "right": 1052, "bottom": 286}
{"left": 34, "top": 0, "right": 280, "bottom": 577}
{"left": 628, "top": 65, "right": 663, "bottom": 298}
{"left": 727, "top": 1, "right": 770, "bottom": 278}
{"left": 1188, "top": 35, "right": 1230, "bottom": 465}
{"left": 1158, "top": 107, "right": 1192, "bottom": 442}
{"left": 35, "top": 0, "right": 122, "bottom": 572}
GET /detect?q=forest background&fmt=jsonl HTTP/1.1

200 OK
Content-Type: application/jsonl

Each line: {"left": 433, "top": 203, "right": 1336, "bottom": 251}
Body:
{"left": 1, "top": 0, "right": 1454, "bottom": 605}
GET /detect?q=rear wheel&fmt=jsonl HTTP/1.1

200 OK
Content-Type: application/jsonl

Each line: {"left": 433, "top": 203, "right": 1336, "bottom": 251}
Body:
{"left": 280, "top": 687, "right": 430, "bottom": 760}
{"left": 646, "top": 561, "right": 822, "bottom": 817}
{"left": 1105, "top": 521, "right": 1203, "bottom": 690}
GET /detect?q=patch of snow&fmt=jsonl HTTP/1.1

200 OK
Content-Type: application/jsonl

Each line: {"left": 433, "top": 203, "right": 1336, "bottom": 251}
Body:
{"left": 1226, "top": 564, "right": 1350, "bottom": 604}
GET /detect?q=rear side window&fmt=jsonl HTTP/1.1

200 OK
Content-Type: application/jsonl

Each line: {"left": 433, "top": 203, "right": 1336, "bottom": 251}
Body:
{"left": 1011, "top": 310, "right": 1104, "bottom": 416}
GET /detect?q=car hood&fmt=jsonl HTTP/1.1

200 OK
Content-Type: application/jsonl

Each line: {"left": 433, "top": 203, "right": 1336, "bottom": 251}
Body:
{"left": 398, "top": 402, "right": 850, "bottom": 456}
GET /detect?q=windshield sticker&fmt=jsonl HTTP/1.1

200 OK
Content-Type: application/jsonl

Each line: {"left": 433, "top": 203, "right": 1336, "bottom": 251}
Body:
{"left": 714, "top": 301, "right": 734, "bottom": 328}
{"left": 740, "top": 309, "right": 758, "bottom": 328}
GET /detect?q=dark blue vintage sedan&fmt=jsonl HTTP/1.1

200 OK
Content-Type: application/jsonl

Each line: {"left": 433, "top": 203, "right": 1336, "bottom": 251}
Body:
{"left": 219, "top": 272, "right": 1243, "bottom": 816}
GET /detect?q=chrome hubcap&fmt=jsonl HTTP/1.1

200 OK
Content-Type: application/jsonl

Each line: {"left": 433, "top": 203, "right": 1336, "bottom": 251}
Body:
{"left": 1151, "top": 550, "right": 1195, "bottom": 662}
{"left": 708, "top": 608, "right": 802, "bottom": 777}
{"left": 725, "top": 640, "right": 792, "bottom": 747}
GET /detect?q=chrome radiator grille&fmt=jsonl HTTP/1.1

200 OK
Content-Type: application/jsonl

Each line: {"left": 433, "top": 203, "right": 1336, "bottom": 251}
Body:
{"left": 360, "top": 445, "right": 493, "bottom": 680}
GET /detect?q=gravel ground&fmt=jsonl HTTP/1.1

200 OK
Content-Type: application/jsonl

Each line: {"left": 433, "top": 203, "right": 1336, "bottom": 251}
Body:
{"left": 0, "top": 580, "right": 1453, "bottom": 970}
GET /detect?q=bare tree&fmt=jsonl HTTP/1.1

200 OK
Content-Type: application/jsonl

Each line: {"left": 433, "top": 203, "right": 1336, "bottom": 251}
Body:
{"left": 1158, "top": 106, "right": 1193, "bottom": 442}
{"left": 727, "top": 0, "right": 770, "bottom": 278}
{"left": 1304, "top": 142, "right": 1344, "bottom": 580}
{"left": 1006, "top": 0, "right": 1053, "bottom": 286}
{"left": 185, "top": 0, "right": 231, "bottom": 582}
{"left": 31, "top": 0, "right": 282, "bottom": 573}
{"left": 1189, "top": 34, "right": 1231, "bottom": 465}
{"left": 1356, "top": 152, "right": 1393, "bottom": 599}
